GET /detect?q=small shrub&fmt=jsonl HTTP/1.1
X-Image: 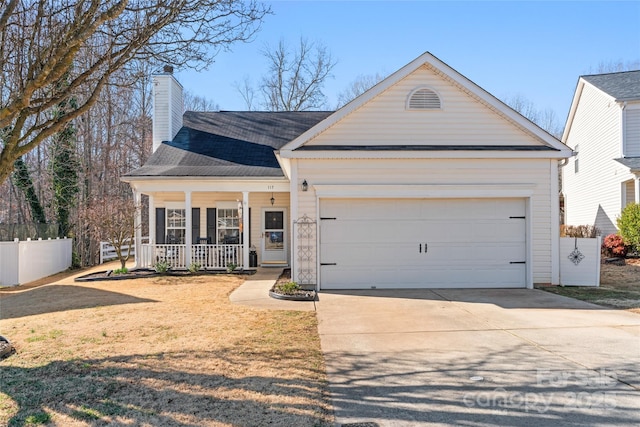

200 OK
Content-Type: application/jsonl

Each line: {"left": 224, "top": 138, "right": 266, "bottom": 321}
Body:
{"left": 113, "top": 267, "right": 128, "bottom": 275}
{"left": 188, "top": 262, "right": 201, "bottom": 273}
{"left": 602, "top": 234, "right": 628, "bottom": 258}
{"left": 275, "top": 281, "right": 300, "bottom": 295}
{"left": 560, "top": 224, "right": 600, "bottom": 238}
{"left": 154, "top": 260, "right": 169, "bottom": 273}
{"left": 617, "top": 203, "right": 640, "bottom": 251}
{"left": 24, "top": 411, "right": 51, "bottom": 424}
{"left": 226, "top": 262, "right": 237, "bottom": 272}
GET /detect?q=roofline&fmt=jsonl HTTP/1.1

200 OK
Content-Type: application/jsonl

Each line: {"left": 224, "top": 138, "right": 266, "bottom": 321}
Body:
{"left": 281, "top": 51, "right": 569, "bottom": 152}
{"left": 279, "top": 149, "right": 572, "bottom": 160}
{"left": 121, "top": 175, "right": 289, "bottom": 183}
{"left": 562, "top": 77, "right": 620, "bottom": 142}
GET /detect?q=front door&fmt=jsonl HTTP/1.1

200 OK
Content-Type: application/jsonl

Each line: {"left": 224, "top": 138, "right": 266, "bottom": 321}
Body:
{"left": 261, "top": 208, "right": 287, "bottom": 265}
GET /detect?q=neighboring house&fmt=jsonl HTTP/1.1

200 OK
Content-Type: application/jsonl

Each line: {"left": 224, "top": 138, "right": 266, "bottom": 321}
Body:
{"left": 123, "top": 52, "right": 572, "bottom": 289}
{"left": 562, "top": 70, "right": 640, "bottom": 236}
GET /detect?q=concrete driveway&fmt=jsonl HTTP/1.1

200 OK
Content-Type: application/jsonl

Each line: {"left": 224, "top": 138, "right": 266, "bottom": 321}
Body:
{"left": 316, "top": 288, "right": 640, "bottom": 426}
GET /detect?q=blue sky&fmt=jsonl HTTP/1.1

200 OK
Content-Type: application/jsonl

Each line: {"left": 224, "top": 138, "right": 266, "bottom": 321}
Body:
{"left": 176, "top": 1, "right": 640, "bottom": 123}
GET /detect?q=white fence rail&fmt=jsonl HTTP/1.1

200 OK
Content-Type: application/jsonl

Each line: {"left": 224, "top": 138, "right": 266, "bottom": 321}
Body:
{"left": 559, "top": 236, "right": 602, "bottom": 287}
{"left": 99, "top": 237, "right": 148, "bottom": 264}
{"left": 138, "top": 244, "right": 243, "bottom": 270}
{"left": 0, "top": 238, "right": 72, "bottom": 286}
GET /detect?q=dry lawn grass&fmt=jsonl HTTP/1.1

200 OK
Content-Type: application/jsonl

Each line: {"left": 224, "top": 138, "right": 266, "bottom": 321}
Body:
{"left": 542, "top": 258, "right": 640, "bottom": 314}
{"left": 0, "top": 270, "right": 332, "bottom": 426}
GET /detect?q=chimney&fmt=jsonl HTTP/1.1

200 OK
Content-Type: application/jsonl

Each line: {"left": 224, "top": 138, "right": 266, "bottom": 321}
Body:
{"left": 152, "top": 66, "right": 183, "bottom": 152}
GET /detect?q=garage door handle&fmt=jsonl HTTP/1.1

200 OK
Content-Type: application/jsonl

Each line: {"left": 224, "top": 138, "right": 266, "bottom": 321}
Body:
{"left": 419, "top": 244, "right": 422, "bottom": 253}
{"left": 425, "top": 243, "right": 428, "bottom": 253}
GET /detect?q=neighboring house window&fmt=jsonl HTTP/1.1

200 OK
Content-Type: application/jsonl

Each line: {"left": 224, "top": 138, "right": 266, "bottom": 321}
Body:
{"left": 574, "top": 144, "right": 579, "bottom": 173}
{"left": 407, "top": 87, "right": 441, "bottom": 110}
{"left": 217, "top": 205, "right": 240, "bottom": 244}
{"left": 166, "top": 208, "right": 186, "bottom": 243}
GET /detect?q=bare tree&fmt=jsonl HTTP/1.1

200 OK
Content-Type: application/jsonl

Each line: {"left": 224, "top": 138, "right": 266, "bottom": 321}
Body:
{"left": 336, "top": 73, "right": 386, "bottom": 108}
{"left": 502, "top": 94, "right": 563, "bottom": 138}
{"left": 246, "top": 38, "right": 336, "bottom": 111}
{"left": 234, "top": 76, "right": 258, "bottom": 111}
{"left": 184, "top": 91, "right": 220, "bottom": 111}
{"left": 0, "top": 0, "right": 269, "bottom": 184}
{"left": 588, "top": 59, "right": 640, "bottom": 74}
{"left": 83, "top": 195, "right": 141, "bottom": 270}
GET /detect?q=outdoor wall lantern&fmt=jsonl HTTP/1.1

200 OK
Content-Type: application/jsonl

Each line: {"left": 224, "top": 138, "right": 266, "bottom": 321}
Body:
{"left": 270, "top": 192, "right": 275, "bottom": 206}
{"left": 302, "top": 179, "right": 308, "bottom": 192}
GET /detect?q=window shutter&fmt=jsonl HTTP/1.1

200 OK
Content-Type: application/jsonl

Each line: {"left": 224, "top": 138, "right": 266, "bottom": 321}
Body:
{"left": 206, "top": 208, "right": 216, "bottom": 244}
{"left": 155, "top": 208, "right": 166, "bottom": 244}
{"left": 192, "top": 208, "right": 200, "bottom": 243}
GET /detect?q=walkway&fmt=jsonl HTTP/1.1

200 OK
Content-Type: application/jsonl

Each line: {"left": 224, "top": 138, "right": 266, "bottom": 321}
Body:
{"left": 229, "top": 268, "right": 316, "bottom": 311}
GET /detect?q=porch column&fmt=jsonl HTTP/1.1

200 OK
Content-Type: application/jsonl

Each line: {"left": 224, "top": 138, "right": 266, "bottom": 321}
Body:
{"left": 132, "top": 189, "right": 142, "bottom": 268}
{"left": 635, "top": 177, "right": 640, "bottom": 205}
{"left": 185, "top": 191, "right": 192, "bottom": 267}
{"left": 243, "top": 191, "right": 250, "bottom": 269}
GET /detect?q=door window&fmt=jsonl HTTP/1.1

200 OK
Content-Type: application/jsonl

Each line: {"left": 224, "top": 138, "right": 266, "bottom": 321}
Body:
{"left": 264, "top": 211, "right": 284, "bottom": 250}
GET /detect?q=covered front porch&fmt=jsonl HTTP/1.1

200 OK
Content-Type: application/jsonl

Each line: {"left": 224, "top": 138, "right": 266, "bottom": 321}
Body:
{"left": 126, "top": 179, "right": 291, "bottom": 271}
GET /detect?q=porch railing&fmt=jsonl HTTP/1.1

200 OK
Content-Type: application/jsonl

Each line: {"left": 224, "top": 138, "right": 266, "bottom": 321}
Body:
{"left": 139, "top": 244, "right": 243, "bottom": 270}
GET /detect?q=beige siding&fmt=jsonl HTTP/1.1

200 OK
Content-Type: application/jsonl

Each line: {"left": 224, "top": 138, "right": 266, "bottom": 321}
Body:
{"left": 151, "top": 191, "right": 289, "bottom": 265}
{"left": 294, "top": 158, "right": 554, "bottom": 284}
{"left": 625, "top": 105, "right": 640, "bottom": 156}
{"left": 306, "top": 64, "right": 541, "bottom": 147}
{"left": 562, "top": 84, "right": 632, "bottom": 235}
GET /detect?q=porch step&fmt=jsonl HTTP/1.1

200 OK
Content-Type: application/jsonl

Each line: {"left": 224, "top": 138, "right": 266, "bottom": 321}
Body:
{"left": 260, "top": 261, "right": 289, "bottom": 268}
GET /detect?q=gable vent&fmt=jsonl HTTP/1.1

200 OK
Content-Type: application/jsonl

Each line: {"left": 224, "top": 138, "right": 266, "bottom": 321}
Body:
{"left": 408, "top": 88, "right": 441, "bottom": 110}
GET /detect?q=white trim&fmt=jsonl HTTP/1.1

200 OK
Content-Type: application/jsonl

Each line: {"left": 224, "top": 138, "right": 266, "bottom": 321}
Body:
{"left": 526, "top": 197, "right": 533, "bottom": 289}
{"left": 550, "top": 160, "right": 560, "bottom": 285}
{"left": 279, "top": 149, "right": 572, "bottom": 159}
{"left": 312, "top": 184, "right": 536, "bottom": 199}
{"left": 165, "top": 201, "right": 185, "bottom": 209}
{"left": 216, "top": 201, "right": 240, "bottom": 210}
{"left": 124, "top": 178, "right": 290, "bottom": 194}
{"left": 260, "top": 207, "right": 288, "bottom": 266}
{"left": 281, "top": 52, "right": 569, "bottom": 153}
{"left": 184, "top": 191, "right": 192, "bottom": 266}
{"left": 133, "top": 189, "right": 142, "bottom": 268}
{"left": 290, "top": 160, "right": 299, "bottom": 278}
{"left": 242, "top": 191, "right": 250, "bottom": 269}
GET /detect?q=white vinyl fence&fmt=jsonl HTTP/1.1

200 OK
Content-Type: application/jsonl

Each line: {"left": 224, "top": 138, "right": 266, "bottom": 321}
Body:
{"left": 559, "top": 236, "right": 602, "bottom": 287}
{"left": 99, "top": 237, "right": 148, "bottom": 264}
{"left": 0, "top": 238, "right": 72, "bottom": 287}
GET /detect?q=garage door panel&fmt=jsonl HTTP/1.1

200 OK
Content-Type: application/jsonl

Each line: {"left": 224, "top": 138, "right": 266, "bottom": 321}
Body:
{"left": 320, "top": 198, "right": 527, "bottom": 289}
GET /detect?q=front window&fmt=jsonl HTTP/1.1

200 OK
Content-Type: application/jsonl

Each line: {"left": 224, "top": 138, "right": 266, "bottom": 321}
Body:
{"left": 218, "top": 208, "right": 240, "bottom": 244}
{"left": 166, "top": 208, "right": 186, "bottom": 243}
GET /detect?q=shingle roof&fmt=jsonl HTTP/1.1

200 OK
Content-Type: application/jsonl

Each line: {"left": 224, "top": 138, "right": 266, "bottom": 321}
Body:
{"left": 125, "top": 111, "right": 333, "bottom": 177}
{"left": 615, "top": 157, "right": 640, "bottom": 171}
{"left": 582, "top": 70, "right": 640, "bottom": 101}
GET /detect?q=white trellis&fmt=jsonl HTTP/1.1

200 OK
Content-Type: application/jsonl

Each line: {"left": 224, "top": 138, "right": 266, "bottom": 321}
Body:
{"left": 293, "top": 215, "right": 316, "bottom": 285}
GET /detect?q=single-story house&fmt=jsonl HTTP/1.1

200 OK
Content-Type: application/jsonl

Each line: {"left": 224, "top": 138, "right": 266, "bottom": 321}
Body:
{"left": 123, "top": 52, "right": 572, "bottom": 289}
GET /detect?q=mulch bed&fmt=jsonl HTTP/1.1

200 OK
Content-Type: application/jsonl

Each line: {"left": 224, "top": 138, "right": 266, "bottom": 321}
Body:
{"left": 75, "top": 268, "right": 255, "bottom": 282}
{"left": 269, "top": 269, "right": 317, "bottom": 301}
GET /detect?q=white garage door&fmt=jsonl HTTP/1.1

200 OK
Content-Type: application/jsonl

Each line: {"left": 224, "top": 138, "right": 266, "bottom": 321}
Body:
{"left": 319, "top": 198, "right": 526, "bottom": 289}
